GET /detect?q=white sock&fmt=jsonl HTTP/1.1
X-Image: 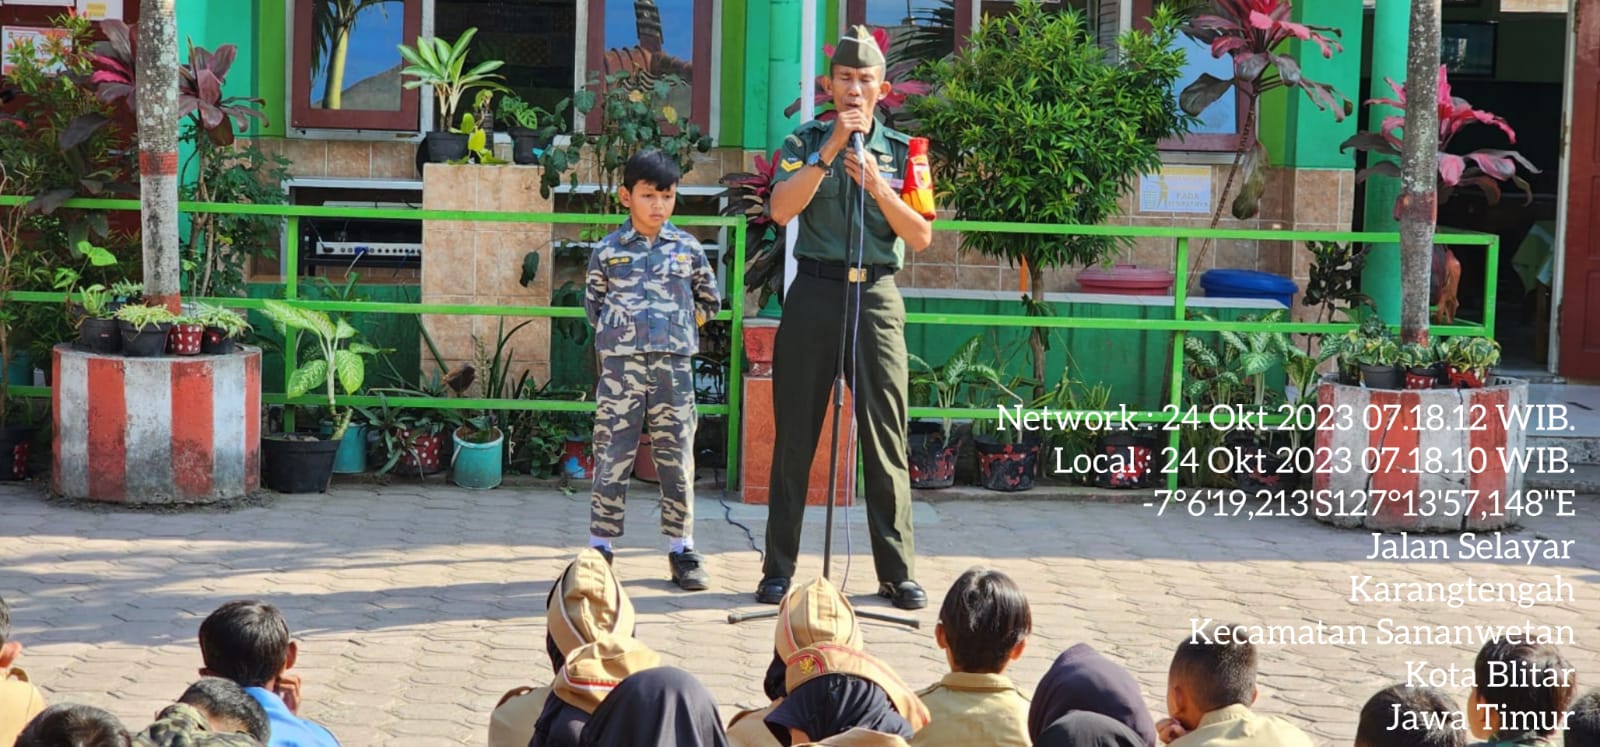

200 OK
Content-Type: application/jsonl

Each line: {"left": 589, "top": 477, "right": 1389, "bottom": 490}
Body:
{"left": 670, "top": 537, "right": 692, "bottom": 554}
{"left": 589, "top": 535, "right": 614, "bottom": 552}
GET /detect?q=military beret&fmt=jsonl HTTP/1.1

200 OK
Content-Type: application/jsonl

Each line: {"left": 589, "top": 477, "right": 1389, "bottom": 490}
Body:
{"left": 831, "top": 25, "right": 886, "bottom": 68}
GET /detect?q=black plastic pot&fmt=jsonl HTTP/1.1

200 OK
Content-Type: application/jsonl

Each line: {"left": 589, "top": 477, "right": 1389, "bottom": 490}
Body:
{"left": 974, "top": 436, "right": 1040, "bottom": 492}
{"left": 201, "top": 327, "right": 236, "bottom": 355}
{"left": 1226, "top": 431, "right": 1294, "bottom": 492}
{"left": 119, "top": 321, "right": 172, "bottom": 357}
{"left": 509, "top": 127, "right": 553, "bottom": 165}
{"left": 908, "top": 421, "right": 959, "bottom": 489}
{"left": 0, "top": 425, "right": 35, "bottom": 481}
{"left": 418, "top": 132, "right": 470, "bottom": 173}
{"left": 1093, "top": 431, "right": 1159, "bottom": 489}
{"left": 261, "top": 434, "right": 341, "bottom": 493}
{"left": 79, "top": 318, "right": 122, "bottom": 354}
{"left": 1361, "top": 364, "right": 1404, "bottom": 390}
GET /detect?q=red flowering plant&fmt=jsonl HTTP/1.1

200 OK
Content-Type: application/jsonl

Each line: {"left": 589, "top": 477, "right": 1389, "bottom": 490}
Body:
{"left": 87, "top": 20, "right": 267, "bottom": 146}
{"left": 1340, "top": 65, "right": 1538, "bottom": 218}
{"left": 717, "top": 150, "right": 785, "bottom": 308}
{"left": 783, "top": 26, "right": 932, "bottom": 131}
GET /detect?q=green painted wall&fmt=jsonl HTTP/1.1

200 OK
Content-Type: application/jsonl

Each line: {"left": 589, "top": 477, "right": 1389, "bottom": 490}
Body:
{"left": 1280, "top": 0, "right": 1363, "bottom": 169}
{"left": 256, "top": 0, "right": 287, "bottom": 137}
{"left": 720, "top": 0, "right": 747, "bottom": 146}
{"left": 1359, "top": 0, "right": 1409, "bottom": 324}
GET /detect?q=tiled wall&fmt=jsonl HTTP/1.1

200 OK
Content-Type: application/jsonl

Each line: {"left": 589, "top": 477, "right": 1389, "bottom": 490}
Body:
{"left": 420, "top": 164, "right": 553, "bottom": 385}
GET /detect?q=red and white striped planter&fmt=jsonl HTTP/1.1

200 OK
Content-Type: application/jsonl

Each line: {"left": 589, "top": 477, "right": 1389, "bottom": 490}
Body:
{"left": 52, "top": 344, "right": 261, "bottom": 504}
{"left": 1313, "top": 376, "right": 1529, "bottom": 531}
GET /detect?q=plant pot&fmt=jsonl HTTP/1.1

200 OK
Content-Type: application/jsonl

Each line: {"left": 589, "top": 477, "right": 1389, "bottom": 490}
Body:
{"left": 1447, "top": 365, "right": 1487, "bottom": 389}
{"left": 261, "top": 434, "right": 340, "bottom": 493}
{"left": 633, "top": 433, "right": 659, "bottom": 483}
{"left": 332, "top": 424, "right": 369, "bottom": 474}
{"left": 974, "top": 436, "right": 1040, "bottom": 492}
{"left": 1225, "top": 431, "right": 1295, "bottom": 492}
{"left": 561, "top": 436, "right": 594, "bottom": 479}
{"left": 167, "top": 322, "right": 204, "bottom": 355}
{"left": 908, "top": 421, "right": 959, "bottom": 489}
{"left": 393, "top": 428, "right": 446, "bottom": 476}
{"left": 452, "top": 426, "right": 505, "bottom": 489}
{"left": 1093, "top": 431, "right": 1158, "bottom": 489}
{"left": 0, "top": 425, "right": 35, "bottom": 481}
{"left": 78, "top": 318, "right": 122, "bottom": 354}
{"left": 118, "top": 321, "right": 172, "bottom": 357}
{"left": 1360, "top": 364, "right": 1404, "bottom": 390}
{"left": 509, "top": 127, "right": 552, "bottom": 165}
{"left": 201, "top": 327, "right": 236, "bottom": 354}
{"left": 1337, "top": 365, "right": 1360, "bottom": 386}
{"left": 3, "top": 350, "right": 31, "bottom": 385}
{"left": 419, "top": 131, "right": 470, "bottom": 172}
{"left": 1405, "top": 366, "right": 1439, "bottom": 390}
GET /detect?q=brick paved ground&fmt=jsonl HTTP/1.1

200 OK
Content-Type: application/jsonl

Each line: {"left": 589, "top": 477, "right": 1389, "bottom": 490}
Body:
{"left": 2, "top": 482, "right": 1596, "bottom": 746}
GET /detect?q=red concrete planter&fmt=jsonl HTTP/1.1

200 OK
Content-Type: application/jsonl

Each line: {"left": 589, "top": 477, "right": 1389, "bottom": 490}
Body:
{"left": 51, "top": 344, "right": 261, "bottom": 504}
{"left": 743, "top": 319, "right": 779, "bottom": 377}
{"left": 1313, "top": 376, "right": 1529, "bottom": 531}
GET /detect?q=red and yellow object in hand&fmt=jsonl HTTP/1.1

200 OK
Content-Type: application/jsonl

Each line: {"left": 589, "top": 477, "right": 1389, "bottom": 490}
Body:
{"left": 901, "top": 137, "right": 937, "bottom": 220}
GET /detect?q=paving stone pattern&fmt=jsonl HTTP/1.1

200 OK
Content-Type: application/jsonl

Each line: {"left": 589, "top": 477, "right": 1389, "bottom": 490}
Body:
{"left": 1, "top": 483, "right": 1596, "bottom": 746}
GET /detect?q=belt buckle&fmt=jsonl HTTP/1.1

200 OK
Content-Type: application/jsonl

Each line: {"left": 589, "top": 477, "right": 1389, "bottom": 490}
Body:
{"left": 847, "top": 266, "right": 867, "bottom": 283}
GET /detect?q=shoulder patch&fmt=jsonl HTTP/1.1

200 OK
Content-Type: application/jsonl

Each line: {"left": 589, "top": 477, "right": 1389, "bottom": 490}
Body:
{"left": 882, "top": 128, "right": 912, "bottom": 144}
{"left": 784, "top": 133, "right": 805, "bottom": 147}
{"left": 780, "top": 157, "right": 803, "bottom": 172}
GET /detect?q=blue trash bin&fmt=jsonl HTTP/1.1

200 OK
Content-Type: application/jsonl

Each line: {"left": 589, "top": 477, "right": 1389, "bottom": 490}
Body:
{"left": 1200, "top": 269, "right": 1298, "bottom": 308}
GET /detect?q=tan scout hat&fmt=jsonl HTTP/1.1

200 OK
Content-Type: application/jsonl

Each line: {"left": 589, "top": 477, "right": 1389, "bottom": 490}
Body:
{"left": 831, "top": 25, "right": 886, "bottom": 69}
{"left": 776, "top": 577, "right": 862, "bottom": 661}
{"left": 547, "top": 549, "right": 635, "bottom": 657}
{"left": 552, "top": 635, "right": 662, "bottom": 714}
{"left": 785, "top": 643, "right": 931, "bottom": 731}
{"left": 799, "top": 728, "right": 911, "bottom": 747}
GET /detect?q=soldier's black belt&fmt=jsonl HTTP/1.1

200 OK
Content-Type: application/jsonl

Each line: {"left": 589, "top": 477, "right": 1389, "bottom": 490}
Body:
{"left": 797, "top": 258, "right": 896, "bottom": 284}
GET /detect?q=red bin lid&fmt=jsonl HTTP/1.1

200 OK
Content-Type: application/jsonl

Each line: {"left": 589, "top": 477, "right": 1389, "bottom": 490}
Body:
{"left": 1077, "top": 264, "right": 1174, "bottom": 288}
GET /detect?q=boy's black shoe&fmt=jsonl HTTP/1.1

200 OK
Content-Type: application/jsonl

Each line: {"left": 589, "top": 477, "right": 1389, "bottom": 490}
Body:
{"left": 878, "top": 581, "right": 928, "bottom": 610}
{"left": 668, "top": 550, "right": 710, "bottom": 591}
{"left": 755, "top": 576, "right": 790, "bottom": 604}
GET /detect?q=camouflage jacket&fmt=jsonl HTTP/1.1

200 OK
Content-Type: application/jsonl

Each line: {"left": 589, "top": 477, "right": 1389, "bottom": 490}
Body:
{"left": 585, "top": 219, "right": 721, "bottom": 358}
{"left": 135, "top": 703, "right": 264, "bottom": 747}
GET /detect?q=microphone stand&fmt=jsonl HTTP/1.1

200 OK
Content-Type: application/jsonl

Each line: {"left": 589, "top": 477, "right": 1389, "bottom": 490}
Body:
{"left": 728, "top": 130, "right": 918, "bottom": 630}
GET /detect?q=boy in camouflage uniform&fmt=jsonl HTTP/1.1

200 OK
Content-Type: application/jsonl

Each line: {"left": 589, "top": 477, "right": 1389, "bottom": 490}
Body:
{"left": 584, "top": 149, "right": 721, "bottom": 591}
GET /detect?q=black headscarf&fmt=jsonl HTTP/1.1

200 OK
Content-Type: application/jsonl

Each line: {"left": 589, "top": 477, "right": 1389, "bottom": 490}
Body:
{"left": 1029, "top": 644, "right": 1158, "bottom": 747}
{"left": 1036, "top": 712, "right": 1148, "bottom": 747}
{"left": 764, "top": 674, "right": 914, "bottom": 746}
{"left": 529, "top": 691, "right": 588, "bottom": 747}
{"left": 577, "top": 667, "right": 728, "bottom": 747}
{"left": 764, "top": 650, "right": 788, "bottom": 701}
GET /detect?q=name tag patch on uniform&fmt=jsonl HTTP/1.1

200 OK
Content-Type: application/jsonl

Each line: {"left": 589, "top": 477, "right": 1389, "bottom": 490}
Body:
{"left": 606, "top": 257, "right": 633, "bottom": 266}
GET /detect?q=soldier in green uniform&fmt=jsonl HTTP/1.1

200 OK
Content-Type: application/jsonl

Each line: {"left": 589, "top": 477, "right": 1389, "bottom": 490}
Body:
{"left": 754, "top": 26, "right": 935, "bottom": 611}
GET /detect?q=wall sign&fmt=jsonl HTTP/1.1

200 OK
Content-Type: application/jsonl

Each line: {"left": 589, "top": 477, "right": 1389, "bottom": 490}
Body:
{"left": 1138, "top": 165, "right": 1213, "bottom": 214}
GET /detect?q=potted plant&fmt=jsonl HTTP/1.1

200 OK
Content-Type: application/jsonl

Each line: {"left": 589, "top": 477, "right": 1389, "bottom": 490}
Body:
{"left": 1442, "top": 336, "right": 1501, "bottom": 389}
{"left": 499, "top": 95, "right": 561, "bottom": 165}
{"left": 907, "top": 334, "right": 1004, "bottom": 489}
{"left": 1183, "top": 310, "right": 1295, "bottom": 490}
{"left": 452, "top": 414, "right": 504, "bottom": 489}
{"left": 1355, "top": 336, "right": 1402, "bottom": 390}
{"left": 398, "top": 27, "right": 510, "bottom": 167}
{"left": 114, "top": 304, "right": 177, "bottom": 357}
{"left": 908, "top": 1, "right": 1194, "bottom": 404}
{"left": 166, "top": 315, "right": 205, "bottom": 355}
{"left": 258, "top": 300, "right": 382, "bottom": 493}
{"left": 73, "top": 284, "right": 119, "bottom": 353}
{"left": 109, "top": 280, "right": 143, "bottom": 309}
{"left": 1397, "top": 341, "right": 1444, "bottom": 390}
{"left": 195, "top": 303, "right": 250, "bottom": 354}
{"left": 970, "top": 377, "right": 1036, "bottom": 492}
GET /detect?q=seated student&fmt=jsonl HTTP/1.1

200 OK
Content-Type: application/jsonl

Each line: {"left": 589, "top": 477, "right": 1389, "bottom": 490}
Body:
{"left": 531, "top": 634, "right": 661, "bottom": 747}
{"left": 578, "top": 667, "right": 728, "bottom": 746}
{"left": 911, "top": 568, "right": 1032, "bottom": 747}
{"left": 1030, "top": 643, "right": 1158, "bottom": 746}
{"left": 1465, "top": 638, "right": 1576, "bottom": 746}
{"left": 1565, "top": 690, "right": 1600, "bottom": 747}
{"left": 765, "top": 643, "right": 930, "bottom": 746}
{"left": 795, "top": 727, "right": 910, "bottom": 746}
{"left": 1155, "top": 622, "right": 1314, "bottom": 747}
{"left": 138, "top": 677, "right": 271, "bottom": 746}
{"left": 490, "top": 549, "right": 635, "bottom": 747}
{"left": 0, "top": 595, "right": 47, "bottom": 747}
{"left": 197, "top": 600, "right": 341, "bottom": 747}
{"left": 1354, "top": 684, "right": 1464, "bottom": 747}
{"left": 1037, "top": 711, "right": 1148, "bottom": 747}
{"left": 728, "top": 578, "right": 864, "bottom": 747}
{"left": 16, "top": 703, "right": 132, "bottom": 747}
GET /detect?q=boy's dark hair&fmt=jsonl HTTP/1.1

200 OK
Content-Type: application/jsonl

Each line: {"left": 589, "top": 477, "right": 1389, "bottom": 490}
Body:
{"left": 198, "top": 600, "right": 291, "bottom": 688}
{"left": 1170, "top": 622, "right": 1257, "bottom": 712}
{"left": 1567, "top": 690, "right": 1600, "bottom": 744}
{"left": 0, "top": 594, "right": 10, "bottom": 645}
{"left": 546, "top": 632, "right": 565, "bottom": 676}
{"left": 1473, "top": 638, "right": 1576, "bottom": 737}
{"left": 178, "top": 676, "right": 270, "bottom": 743}
{"left": 1356, "top": 684, "right": 1465, "bottom": 747}
{"left": 16, "top": 703, "right": 132, "bottom": 747}
{"left": 937, "top": 568, "right": 1032, "bottom": 672}
{"left": 622, "top": 149, "right": 681, "bottom": 192}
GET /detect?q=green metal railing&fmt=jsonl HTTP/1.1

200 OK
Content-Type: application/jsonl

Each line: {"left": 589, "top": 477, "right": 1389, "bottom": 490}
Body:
{"left": 0, "top": 194, "right": 1498, "bottom": 491}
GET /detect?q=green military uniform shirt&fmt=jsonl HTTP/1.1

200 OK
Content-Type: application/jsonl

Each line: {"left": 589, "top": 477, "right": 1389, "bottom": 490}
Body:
{"left": 773, "top": 117, "right": 912, "bottom": 270}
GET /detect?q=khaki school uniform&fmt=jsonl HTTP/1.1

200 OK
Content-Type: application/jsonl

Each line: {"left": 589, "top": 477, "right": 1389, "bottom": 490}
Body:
{"left": 0, "top": 667, "right": 47, "bottom": 747}
{"left": 1168, "top": 704, "right": 1316, "bottom": 747}
{"left": 910, "top": 672, "right": 1031, "bottom": 747}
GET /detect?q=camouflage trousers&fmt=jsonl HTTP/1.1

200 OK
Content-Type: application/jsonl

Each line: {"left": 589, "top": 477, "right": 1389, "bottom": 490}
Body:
{"left": 589, "top": 352, "right": 696, "bottom": 539}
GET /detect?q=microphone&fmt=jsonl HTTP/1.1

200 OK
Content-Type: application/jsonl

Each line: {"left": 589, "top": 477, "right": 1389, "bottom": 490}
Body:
{"left": 850, "top": 131, "right": 865, "bottom": 159}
